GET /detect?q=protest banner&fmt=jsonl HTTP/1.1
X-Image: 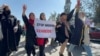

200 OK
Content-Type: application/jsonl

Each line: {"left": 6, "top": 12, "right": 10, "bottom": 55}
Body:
{"left": 34, "top": 20, "right": 56, "bottom": 38}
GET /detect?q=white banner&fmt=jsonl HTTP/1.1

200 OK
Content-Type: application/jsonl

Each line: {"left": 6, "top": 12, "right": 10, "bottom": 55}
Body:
{"left": 34, "top": 20, "right": 56, "bottom": 38}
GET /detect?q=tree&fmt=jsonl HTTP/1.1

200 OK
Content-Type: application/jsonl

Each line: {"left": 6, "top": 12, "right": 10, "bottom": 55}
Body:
{"left": 48, "top": 12, "right": 57, "bottom": 21}
{"left": 94, "top": 6, "right": 100, "bottom": 23}
{"left": 80, "top": 0, "right": 94, "bottom": 17}
{"left": 92, "top": 0, "right": 100, "bottom": 23}
{"left": 81, "top": 0, "right": 100, "bottom": 23}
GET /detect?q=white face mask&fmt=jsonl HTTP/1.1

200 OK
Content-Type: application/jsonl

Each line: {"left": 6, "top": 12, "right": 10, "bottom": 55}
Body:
{"left": 81, "top": 17, "right": 86, "bottom": 22}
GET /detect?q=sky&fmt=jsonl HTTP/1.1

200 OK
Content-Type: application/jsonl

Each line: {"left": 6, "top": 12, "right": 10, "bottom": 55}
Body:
{"left": 0, "top": 0, "right": 76, "bottom": 25}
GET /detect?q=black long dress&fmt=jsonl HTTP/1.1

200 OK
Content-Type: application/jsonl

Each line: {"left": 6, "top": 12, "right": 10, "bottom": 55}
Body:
{"left": 0, "top": 15, "right": 17, "bottom": 56}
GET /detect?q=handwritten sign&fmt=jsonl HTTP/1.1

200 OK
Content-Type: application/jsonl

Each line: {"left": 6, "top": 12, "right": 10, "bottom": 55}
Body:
{"left": 34, "top": 20, "right": 56, "bottom": 38}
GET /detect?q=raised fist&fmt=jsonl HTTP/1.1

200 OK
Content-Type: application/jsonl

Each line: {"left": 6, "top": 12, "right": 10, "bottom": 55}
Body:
{"left": 23, "top": 4, "right": 27, "bottom": 12}
{"left": 77, "top": 0, "right": 80, "bottom": 6}
{"left": 75, "top": 0, "right": 80, "bottom": 9}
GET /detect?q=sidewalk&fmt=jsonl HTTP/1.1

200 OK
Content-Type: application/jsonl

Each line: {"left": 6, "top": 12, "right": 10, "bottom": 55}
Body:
{"left": 10, "top": 36, "right": 100, "bottom": 56}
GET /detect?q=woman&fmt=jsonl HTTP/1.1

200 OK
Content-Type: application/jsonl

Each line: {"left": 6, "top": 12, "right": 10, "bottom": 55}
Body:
{"left": 56, "top": 13, "right": 71, "bottom": 56}
{"left": 14, "top": 20, "right": 22, "bottom": 48}
{"left": 36, "top": 13, "right": 48, "bottom": 56}
{"left": 0, "top": 5, "right": 17, "bottom": 56}
{"left": 68, "top": 0, "right": 92, "bottom": 55}
{"left": 22, "top": 5, "right": 36, "bottom": 56}
{"left": 79, "top": 12, "right": 92, "bottom": 56}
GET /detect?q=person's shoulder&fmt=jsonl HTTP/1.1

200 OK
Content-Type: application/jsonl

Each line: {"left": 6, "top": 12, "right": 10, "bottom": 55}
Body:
{"left": 1, "top": 16, "right": 5, "bottom": 21}
{"left": 9, "top": 15, "right": 16, "bottom": 18}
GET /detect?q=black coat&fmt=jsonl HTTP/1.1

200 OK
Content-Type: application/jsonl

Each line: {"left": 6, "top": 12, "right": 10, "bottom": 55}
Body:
{"left": 15, "top": 25, "right": 22, "bottom": 46}
{"left": 22, "top": 15, "right": 36, "bottom": 46}
{"left": 68, "top": 10, "right": 84, "bottom": 46}
{"left": 0, "top": 14, "right": 17, "bottom": 52}
{"left": 15, "top": 25, "right": 22, "bottom": 36}
{"left": 55, "top": 9, "right": 74, "bottom": 43}
{"left": 56, "top": 22, "right": 69, "bottom": 43}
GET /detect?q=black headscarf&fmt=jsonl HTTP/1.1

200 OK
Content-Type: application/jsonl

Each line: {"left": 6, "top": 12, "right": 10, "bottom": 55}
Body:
{"left": 3, "top": 6, "right": 11, "bottom": 17}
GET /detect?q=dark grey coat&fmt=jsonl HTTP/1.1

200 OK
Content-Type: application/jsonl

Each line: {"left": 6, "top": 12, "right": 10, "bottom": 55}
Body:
{"left": 68, "top": 11, "right": 84, "bottom": 46}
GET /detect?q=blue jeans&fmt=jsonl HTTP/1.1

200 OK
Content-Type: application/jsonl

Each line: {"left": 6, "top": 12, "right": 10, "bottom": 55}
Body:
{"left": 68, "top": 44, "right": 92, "bottom": 56}
{"left": 83, "top": 45, "right": 92, "bottom": 56}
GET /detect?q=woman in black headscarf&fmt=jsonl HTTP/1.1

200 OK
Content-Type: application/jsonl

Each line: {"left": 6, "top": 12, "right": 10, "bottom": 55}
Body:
{"left": 0, "top": 5, "right": 17, "bottom": 56}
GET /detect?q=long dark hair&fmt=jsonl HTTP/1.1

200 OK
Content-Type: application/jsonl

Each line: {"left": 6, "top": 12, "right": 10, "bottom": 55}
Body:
{"left": 40, "top": 13, "right": 45, "bottom": 20}
{"left": 29, "top": 12, "right": 35, "bottom": 18}
{"left": 60, "top": 12, "right": 67, "bottom": 17}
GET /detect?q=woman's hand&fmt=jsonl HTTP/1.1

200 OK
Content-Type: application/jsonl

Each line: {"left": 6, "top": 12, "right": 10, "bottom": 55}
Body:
{"left": 22, "top": 4, "right": 27, "bottom": 15}
{"left": 56, "top": 25, "right": 61, "bottom": 28}
{"left": 75, "top": 0, "right": 80, "bottom": 12}
{"left": 14, "top": 26, "right": 18, "bottom": 33}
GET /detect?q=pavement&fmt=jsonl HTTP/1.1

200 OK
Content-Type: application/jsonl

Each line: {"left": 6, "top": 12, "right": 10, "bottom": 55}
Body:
{"left": 10, "top": 36, "right": 100, "bottom": 56}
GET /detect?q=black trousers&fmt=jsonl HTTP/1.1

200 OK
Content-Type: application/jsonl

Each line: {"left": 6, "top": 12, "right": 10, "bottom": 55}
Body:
{"left": 16, "top": 35, "right": 21, "bottom": 47}
{"left": 25, "top": 45, "right": 36, "bottom": 56}
{"left": 39, "top": 45, "right": 45, "bottom": 56}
